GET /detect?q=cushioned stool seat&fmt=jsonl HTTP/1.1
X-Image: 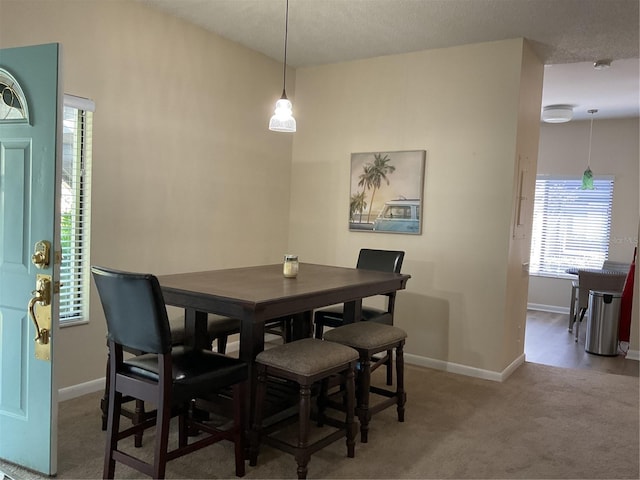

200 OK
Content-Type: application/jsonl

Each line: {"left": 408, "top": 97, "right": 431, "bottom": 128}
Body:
{"left": 249, "top": 338, "right": 359, "bottom": 480}
{"left": 323, "top": 322, "right": 406, "bottom": 443}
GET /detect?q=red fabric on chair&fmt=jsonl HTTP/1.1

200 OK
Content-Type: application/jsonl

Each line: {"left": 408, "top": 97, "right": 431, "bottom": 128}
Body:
{"left": 619, "top": 247, "right": 636, "bottom": 343}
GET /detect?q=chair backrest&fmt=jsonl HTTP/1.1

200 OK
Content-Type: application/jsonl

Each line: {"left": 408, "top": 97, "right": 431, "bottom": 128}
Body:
{"left": 356, "top": 249, "right": 404, "bottom": 274}
{"left": 91, "top": 265, "right": 173, "bottom": 354}
{"left": 356, "top": 249, "right": 405, "bottom": 316}
{"left": 602, "top": 260, "right": 630, "bottom": 274}
{"left": 577, "top": 269, "right": 627, "bottom": 309}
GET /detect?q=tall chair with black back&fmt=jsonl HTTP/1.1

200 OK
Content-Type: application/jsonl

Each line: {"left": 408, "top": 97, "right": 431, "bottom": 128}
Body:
{"left": 99, "top": 313, "right": 242, "bottom": 442}
{"left": 314, "top": 249, "right": 405, "bottom": 384}
{"left": 92, "top": 266, "right": 248, "bottom": 479}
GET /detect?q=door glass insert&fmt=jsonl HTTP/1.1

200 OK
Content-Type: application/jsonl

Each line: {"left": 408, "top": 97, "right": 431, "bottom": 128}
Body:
{"left": 0, "top": 67, "right": 29, "bottom": 123}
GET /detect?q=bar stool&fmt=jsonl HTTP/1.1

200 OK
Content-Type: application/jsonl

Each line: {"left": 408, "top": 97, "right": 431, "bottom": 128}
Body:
{"left": 91, "top": 266, "right": 248, "bottom": 479}
{"left": 249, "top": 338, "right": 359, "bottom": 480}
{"left": 323, "top": 322, "right": 406, "bottom": 443}
{"left": 99, "top": 314, "right": 242, "bottom": 442}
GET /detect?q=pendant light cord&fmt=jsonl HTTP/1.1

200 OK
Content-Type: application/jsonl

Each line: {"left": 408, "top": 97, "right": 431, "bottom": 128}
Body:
{"left": 587, "top": 109, "right": 597, "bottom": 169}
{"left": 281, "top": 0, "right": 290, "bottom": 97}
{"left": 587, "top": 115, "right": 594, "bottom": 168}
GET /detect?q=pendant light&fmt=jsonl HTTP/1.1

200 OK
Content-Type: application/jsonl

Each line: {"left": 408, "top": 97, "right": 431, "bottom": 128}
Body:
{"left": 269, "top": 0, "right": 296, "bottom": 132}
{"left": 581, "top": 109, "right": 597, "bottom": 190}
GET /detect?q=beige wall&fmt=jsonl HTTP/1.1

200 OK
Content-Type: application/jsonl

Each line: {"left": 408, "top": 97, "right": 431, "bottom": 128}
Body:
{"left": 528, "top": 118, "right": 640, "bottom": 352}
{"left": 1, "top": 0, "right": 294, "bottom": 389}
{"left": 2, "top": 1, "right": 546, "bottom": 387}
{"left": 290, "top": 39, "right": 543, "bottom": 374}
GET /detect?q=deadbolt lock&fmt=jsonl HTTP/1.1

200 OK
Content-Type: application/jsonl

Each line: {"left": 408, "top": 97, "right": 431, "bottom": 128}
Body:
{"left": 31, "top": 240, "right": 51, "bottom": 269}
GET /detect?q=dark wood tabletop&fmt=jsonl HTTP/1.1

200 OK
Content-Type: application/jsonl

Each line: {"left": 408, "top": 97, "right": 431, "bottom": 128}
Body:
{"left": 158, "top": 262, "right": 410, "bottom": 360}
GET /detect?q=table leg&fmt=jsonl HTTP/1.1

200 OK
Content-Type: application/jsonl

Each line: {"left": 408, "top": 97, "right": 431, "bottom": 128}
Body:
{"left": 184, "top": 309, "right": 209, "bottom": 350}
{"left": 343, "top": 299, "right": 363, "bottom": 324}
{"left": 568, "top": 282, "right": 578, "bottom": 332}
{"left": 291, "top": 311, "right": 313, "bottom": 340}
{"left": 239, "top": 310, "right": 266, "bottom": 447}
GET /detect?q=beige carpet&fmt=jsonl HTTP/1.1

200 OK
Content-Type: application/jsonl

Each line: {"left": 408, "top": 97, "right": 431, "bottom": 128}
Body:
{"left": 1, "top": 362, "right": 638, "bottom": 479}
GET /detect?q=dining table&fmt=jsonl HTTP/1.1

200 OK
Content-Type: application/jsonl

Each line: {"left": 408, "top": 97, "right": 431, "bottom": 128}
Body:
{"left": 157, "top": 262, "right": 411, "bottom": 420}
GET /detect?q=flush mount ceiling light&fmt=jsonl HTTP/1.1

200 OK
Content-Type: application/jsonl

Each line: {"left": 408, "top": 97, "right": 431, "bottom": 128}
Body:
{"left": 269, "top": 0, "right": 296, "bottom": 133}
{"left": 542, "top": 105, "right": 573, "bottom": 123}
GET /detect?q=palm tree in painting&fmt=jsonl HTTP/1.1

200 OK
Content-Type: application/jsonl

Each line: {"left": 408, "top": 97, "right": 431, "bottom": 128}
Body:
{"left": 358, "top": 153, "right": 396, "bottom": 222}
{"left": 350, "top": 190, "right": 368, "bottom": 223}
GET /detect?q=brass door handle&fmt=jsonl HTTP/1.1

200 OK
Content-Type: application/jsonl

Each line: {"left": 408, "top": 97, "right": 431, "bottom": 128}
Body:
{"left": 28, "top": 277, "right": 51, "bottom": 345}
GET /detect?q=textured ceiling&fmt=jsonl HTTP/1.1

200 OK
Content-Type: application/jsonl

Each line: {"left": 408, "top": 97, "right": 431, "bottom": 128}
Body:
{"left": 139, "top": 0, "right": 640, "bottom": 120}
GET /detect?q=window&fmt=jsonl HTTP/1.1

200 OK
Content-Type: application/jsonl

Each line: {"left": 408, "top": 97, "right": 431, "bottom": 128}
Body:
{"left": 384, "top": 206, "right": 411, "bottom": 219}
{"left": 60, "top": 95, "right": 94, "bottom": 326}
{"left": 529, "top": 176, "right": 614, "bottom": 277}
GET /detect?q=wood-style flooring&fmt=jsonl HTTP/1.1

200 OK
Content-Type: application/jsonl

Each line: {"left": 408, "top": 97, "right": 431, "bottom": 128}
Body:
{"left": 525, "top": 309, "right": 639, "bottom": 377}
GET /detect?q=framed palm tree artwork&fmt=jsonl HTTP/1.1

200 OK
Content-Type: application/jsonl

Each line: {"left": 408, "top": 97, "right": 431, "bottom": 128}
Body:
{"left": 349, "top": 150, "right": 426, "bottom": 234}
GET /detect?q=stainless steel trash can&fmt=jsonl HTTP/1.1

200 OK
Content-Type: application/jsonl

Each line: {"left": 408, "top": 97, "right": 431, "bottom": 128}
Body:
{"left": 585, "top": 290, "right": 622, "bottom": 356}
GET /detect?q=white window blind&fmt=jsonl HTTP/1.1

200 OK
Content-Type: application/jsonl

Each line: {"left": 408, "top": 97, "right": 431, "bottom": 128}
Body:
{"left": 60, "top": 95, "right": 94, "bottom": 325}
{"left": 529, "top": 176, "right": 614, "bottom": 277}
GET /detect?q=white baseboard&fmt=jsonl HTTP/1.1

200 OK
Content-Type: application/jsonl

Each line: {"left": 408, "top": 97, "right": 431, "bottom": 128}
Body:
{"left": 58, "top": 377, "right": 105, "bottom": 402}
{"left": 404, "top": 352, "right": 525, "bottom": 382}
{"left": 626, "top": 349, "right": 640, "bottom": 361}
{"left": 527, "top": 303, "right": 569, "bottom": 314}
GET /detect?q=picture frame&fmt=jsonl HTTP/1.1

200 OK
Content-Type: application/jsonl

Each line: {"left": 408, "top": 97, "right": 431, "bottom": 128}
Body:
{"left": 349, "top": 150, "right": 426, "bottom": 235}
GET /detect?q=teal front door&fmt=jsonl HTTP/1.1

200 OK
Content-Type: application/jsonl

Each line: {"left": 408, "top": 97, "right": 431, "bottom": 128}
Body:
{"left": 0, "top": 43, "right": 61, "bottom": 475}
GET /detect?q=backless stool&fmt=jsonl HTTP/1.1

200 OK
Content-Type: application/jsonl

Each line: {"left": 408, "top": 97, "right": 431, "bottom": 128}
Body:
{"left": 249, "top": 338, "right": 359, "bottom": 479}
{"left": 323, "top": 322, "right": 406, "bottom": 443}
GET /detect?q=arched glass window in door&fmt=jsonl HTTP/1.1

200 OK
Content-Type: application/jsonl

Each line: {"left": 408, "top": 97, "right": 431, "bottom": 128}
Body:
{"left": 0, "top": 67, "right": 30, "bottom": 123}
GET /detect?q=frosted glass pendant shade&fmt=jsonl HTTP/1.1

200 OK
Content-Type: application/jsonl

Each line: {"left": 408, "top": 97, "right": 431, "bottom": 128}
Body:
{"left": 269, "top": 96, "right": 296, "bottom": 132}
{"left": 581, "top": 167, "right": 594, "bottom": 190}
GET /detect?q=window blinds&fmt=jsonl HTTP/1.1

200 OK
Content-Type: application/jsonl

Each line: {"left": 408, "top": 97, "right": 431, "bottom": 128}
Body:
{"left": 529, "top": 176, "right": 614, "bottom": 277}
{"left": 60, "top": 95, "right": 94, "bottom": 325}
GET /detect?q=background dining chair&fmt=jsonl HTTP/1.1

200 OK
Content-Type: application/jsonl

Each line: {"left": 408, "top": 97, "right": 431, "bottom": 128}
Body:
{"left": 314, "top": 249, "right": 404, "bottom": 384}
{"left": 568, "top": 278, "right": 579, "bottom": 332}
{"left": 602, "top": 260, "right": 631, "bottom": 273}
{"left": 568, "top": 261, "right": 630, "bottom": 332}
{"left": 92, "top": 265, "right": 248, "bottom": 479}
{"left": 571, "top": 269, "right": 627, "bottom": 342}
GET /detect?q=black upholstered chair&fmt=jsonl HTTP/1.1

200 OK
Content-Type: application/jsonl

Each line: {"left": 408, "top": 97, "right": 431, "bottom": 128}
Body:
{"left": 249, "top": 338, "right": 359, "bottom": 479}
{"left": 314, "top": 249, "right": 404, "bottom": 384}
{"left": 99, "top": 314, "right": 241, "bottom": 438}
{"left": 92, "top": 266, "right": 248, "bottom": 479}
{"left": 323, "top": 322, "right": 406, "bottom": 443}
